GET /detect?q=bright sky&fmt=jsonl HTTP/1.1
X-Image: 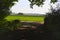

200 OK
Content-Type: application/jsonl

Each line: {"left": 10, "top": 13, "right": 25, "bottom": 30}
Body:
{"left": 10, "top": 0, "right": 60, "bottom": 14}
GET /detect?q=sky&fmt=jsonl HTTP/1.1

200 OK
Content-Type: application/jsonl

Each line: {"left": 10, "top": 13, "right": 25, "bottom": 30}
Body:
{"left": 10, "top": 0, "right": 60, "bottom": 14}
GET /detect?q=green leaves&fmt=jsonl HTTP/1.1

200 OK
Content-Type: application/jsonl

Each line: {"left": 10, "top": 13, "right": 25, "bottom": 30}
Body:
{"left": 0, "top": 0, "right": 18, "bottom": 32}
{"left": 29, "top": 0, "right": 45, "bottom": 8}
{"left": 0, "top": 0, "right": 18, "bottom": 20}
{"left": 28, "top": 0, "right": 57, "bottom": 8}
{"left": 51, "top": 0, "right": 57, "bottom": 3}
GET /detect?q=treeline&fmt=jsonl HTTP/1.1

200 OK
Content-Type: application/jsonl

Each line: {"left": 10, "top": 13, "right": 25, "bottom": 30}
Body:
{"left": 11, "top": 13, "right": 45, "bottom": 17}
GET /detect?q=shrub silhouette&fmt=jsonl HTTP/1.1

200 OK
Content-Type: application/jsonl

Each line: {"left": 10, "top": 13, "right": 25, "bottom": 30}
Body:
{"left": 44, "top": 9, "right": 60, "bottom": 40}
{"left": 0, "top": 20, "right": 22, "bottom": 40}
{"left": 9, "top": 20, "right": 21, "bottom": 31}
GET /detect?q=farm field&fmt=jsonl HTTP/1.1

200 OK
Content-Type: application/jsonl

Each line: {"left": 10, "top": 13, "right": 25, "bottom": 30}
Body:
{"left": 5, "top": 15, "right": 44, "bottom": 23}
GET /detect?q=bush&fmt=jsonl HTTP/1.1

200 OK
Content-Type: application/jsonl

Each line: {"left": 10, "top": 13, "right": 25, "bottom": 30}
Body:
{"left": 44, "top": 9, "right": 60, "bottom": 40}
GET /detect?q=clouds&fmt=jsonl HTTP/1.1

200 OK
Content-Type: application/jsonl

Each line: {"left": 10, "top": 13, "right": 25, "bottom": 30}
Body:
{"left": 10, "top": 0, "right": 60, "bottom": 14}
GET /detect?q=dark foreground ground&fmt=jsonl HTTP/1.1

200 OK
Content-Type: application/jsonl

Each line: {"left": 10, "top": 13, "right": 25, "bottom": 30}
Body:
{"left": 0, "top": 22, "right": 51, "bottom": 40}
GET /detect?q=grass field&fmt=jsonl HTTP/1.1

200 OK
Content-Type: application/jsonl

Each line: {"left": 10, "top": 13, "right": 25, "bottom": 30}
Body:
{"left": 5, "top": 15, "right": 44, "bottom": 23}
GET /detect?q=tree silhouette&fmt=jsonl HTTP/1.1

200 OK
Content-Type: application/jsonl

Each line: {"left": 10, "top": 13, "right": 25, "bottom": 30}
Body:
{"left": 44, "top": 5, "right": 60, "bottom": 40}
{"left": 0, "top": 0, "right": 18, "bottom": 21}
{"left": 17, "top": 13, "right": 23, "bottom": 15}
{"left": 28, "top": 0, "right": 57, "bottom": 8}
{"left": 0, "top": 0, "right": 18, "bottom": 35}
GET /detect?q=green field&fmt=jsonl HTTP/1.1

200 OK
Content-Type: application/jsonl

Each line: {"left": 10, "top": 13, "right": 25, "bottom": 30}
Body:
{"left": 5, "top": 15, "right": 44, "bottom": 22}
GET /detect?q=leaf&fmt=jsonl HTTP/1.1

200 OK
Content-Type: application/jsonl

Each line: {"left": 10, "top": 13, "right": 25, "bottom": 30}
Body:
{"left": 51, "top": 0, "right": 57, "bottom": 3}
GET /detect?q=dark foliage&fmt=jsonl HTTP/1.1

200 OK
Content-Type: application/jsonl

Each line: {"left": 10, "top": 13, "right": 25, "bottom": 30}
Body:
{"left": 44, "top": 9, "right": 60, "bottom": 40}
{"left": 0, "top": 21, "right": 49, "bottom": 40}
{"left": 0, "top": 0, "right": 58, "bottom": 40}
{"left": 0, "top": 0, "right": 18, "bottom": 20}
{"left": 17, "top": 13, "right": 23, "bottom": 15}
{"left": 28, "top": 0, "right": 57, "bottom": 8}
{"left": 0, "top": 0, "right": 18, "bottom": 33}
